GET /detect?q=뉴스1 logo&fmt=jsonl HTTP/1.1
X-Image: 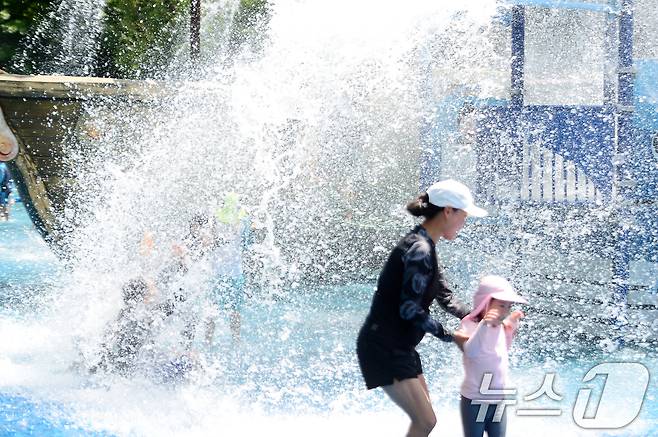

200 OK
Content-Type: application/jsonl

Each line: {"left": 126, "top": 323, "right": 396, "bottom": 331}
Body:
{"left": 573, "top": 362, "right": 649, "bottom": 429}
{"left": 472, "top": 362, "right": 649, "bottom": 429}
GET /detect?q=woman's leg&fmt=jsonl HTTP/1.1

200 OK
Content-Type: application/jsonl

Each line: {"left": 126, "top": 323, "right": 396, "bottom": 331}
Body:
{"left": 418, "top": 374, "right": 431, "bottom": 400}
{"left": 383, "top": 377, "right": 437, "bottom": 437}
{"left": 460, "top": 396, "right": 486, "bottom": 437}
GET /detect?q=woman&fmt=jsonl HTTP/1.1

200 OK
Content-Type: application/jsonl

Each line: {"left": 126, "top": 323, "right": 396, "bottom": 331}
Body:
{"left": 356, "top": 179, "right": 488, "bottom": 437}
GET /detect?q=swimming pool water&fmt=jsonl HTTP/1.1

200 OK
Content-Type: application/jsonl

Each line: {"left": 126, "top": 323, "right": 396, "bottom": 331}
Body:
{"left": 1, "top": 203, "right": 657, "bottom": 436}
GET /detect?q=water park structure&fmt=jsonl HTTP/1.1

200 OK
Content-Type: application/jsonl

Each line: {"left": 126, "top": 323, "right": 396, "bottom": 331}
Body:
{"left": 0, "top": 0, "right": 656, "bottom": 346}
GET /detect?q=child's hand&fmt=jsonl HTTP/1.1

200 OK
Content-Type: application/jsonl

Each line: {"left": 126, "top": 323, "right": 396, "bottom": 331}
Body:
{"left": 508, "top": 310, "right": 524, "bottom": 323}
{"left": 503, "top": 310, "right": 525, "bottom": 331}
{"left": 483, "top": 307, "right": 506, "bottom": 327}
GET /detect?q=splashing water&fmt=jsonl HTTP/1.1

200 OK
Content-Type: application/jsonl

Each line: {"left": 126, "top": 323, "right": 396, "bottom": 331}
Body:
{"left": 13, "top": 0, "right": 107, "bottom": 75}
{"left": 1, "top": 0, "right": 658, "bottom": 436}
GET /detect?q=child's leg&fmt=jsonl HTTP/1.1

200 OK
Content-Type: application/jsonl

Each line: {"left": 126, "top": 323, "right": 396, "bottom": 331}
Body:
{"left": 460, "top": 396, "right": 486, "bottom": 437}
{"left": 484, "top": 405, "right": 507, "bottom": 437}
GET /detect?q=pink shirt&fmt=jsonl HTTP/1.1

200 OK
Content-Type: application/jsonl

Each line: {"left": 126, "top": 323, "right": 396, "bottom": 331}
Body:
{"left": 460, "top": 318, "right": 518, "bottom": 402}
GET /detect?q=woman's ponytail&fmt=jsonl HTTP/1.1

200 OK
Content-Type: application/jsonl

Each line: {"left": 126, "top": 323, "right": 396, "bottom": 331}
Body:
{"left": 406, "top": 192, "right": 443, "bottom": 219}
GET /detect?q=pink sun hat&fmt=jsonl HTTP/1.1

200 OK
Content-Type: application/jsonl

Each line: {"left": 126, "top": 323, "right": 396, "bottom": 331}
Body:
{"left": 464, "top": 275, "right": 528, "bottom": 321}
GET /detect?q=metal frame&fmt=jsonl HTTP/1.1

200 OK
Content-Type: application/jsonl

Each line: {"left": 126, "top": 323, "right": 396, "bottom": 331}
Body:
{"left": 612, "top": 0, "right": 635, "bottom": 306}
{"left": 506, "top": 0, "right": 636, "bottom": 319}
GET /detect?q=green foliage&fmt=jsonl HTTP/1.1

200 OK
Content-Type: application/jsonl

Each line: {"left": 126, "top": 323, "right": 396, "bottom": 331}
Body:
{"left": 96, "top": 0, "right": 271, "bottom": 78}
{"left": 95, "top": 0, "right": 189, "bottom": 78}
{"left": 228, "top": 0, "right": 269, "bottom": 56}
{"left": 0, "top": 0, "right": 56, "bottom": 70}
{"left": 0, "top": 0, "right": 270, "bottom": 78}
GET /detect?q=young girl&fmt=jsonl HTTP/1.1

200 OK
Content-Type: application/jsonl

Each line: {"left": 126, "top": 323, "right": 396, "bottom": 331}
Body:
{"left": 459, "top": 275, "right": 527, "bottom": 437}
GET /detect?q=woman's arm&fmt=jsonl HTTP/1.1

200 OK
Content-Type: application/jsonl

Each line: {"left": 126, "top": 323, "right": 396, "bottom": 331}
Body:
{"left": 434, "top": 270, "right": 470, "bottom": 319}
{"left": 453, "top": 329, "right": 469, "bottom": 351}
{"left": 399, "top": 239, "right": 452, "bottom": 342}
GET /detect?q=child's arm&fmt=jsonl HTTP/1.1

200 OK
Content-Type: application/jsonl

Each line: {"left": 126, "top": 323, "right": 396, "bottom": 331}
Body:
{"left": 502, "top": 310, "right": 524, "bottom": 332}
{"left": 144, "top": 278, "right": 159, "bottom": 304}
{"left": 503, "top": 310, "right": 524, "bottom": 348}
{"left": 139, "top": 231, "right": 155, "bottom": 257}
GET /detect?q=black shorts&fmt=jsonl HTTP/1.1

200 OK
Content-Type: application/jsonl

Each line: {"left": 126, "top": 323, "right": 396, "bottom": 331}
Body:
{"left": 356, "top": 328, "right": 423, "bottom": 390}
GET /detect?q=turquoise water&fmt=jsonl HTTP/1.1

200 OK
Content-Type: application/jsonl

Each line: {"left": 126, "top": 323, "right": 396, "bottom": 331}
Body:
{"left": 1, "top": 203, "right": 657, "bottom": 436}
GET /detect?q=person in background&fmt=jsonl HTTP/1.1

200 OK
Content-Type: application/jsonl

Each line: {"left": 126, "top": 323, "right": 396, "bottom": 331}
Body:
{"left": 91, "top": 278, "right": 157, "bottom": 375}
{"left": 458, "top": 275, "right": 527, "bottom": 437}
{"left": 167, "top": 212, "right": 222, "bottom": 351}
{"left": 356, "top": 179, "right": 487, "bottom": 437}
{"left": 91, "top": 215, "right": 219, "bottom": 376}
{"left": 206, "top": 192, "right": 252, "bottom": 345}
{"left": 0, "top": 162, "right": 13, "bottom": 221}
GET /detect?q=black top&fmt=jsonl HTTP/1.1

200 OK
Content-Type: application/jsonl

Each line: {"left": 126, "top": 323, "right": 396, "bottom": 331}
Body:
{"left": 364, "top": 225, "right": 469, "bottom": 349}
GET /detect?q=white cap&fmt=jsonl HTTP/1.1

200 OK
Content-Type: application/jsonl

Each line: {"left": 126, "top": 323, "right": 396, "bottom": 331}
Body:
{"left": 427, "top": 179, "right": 488, "bottom": 217}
